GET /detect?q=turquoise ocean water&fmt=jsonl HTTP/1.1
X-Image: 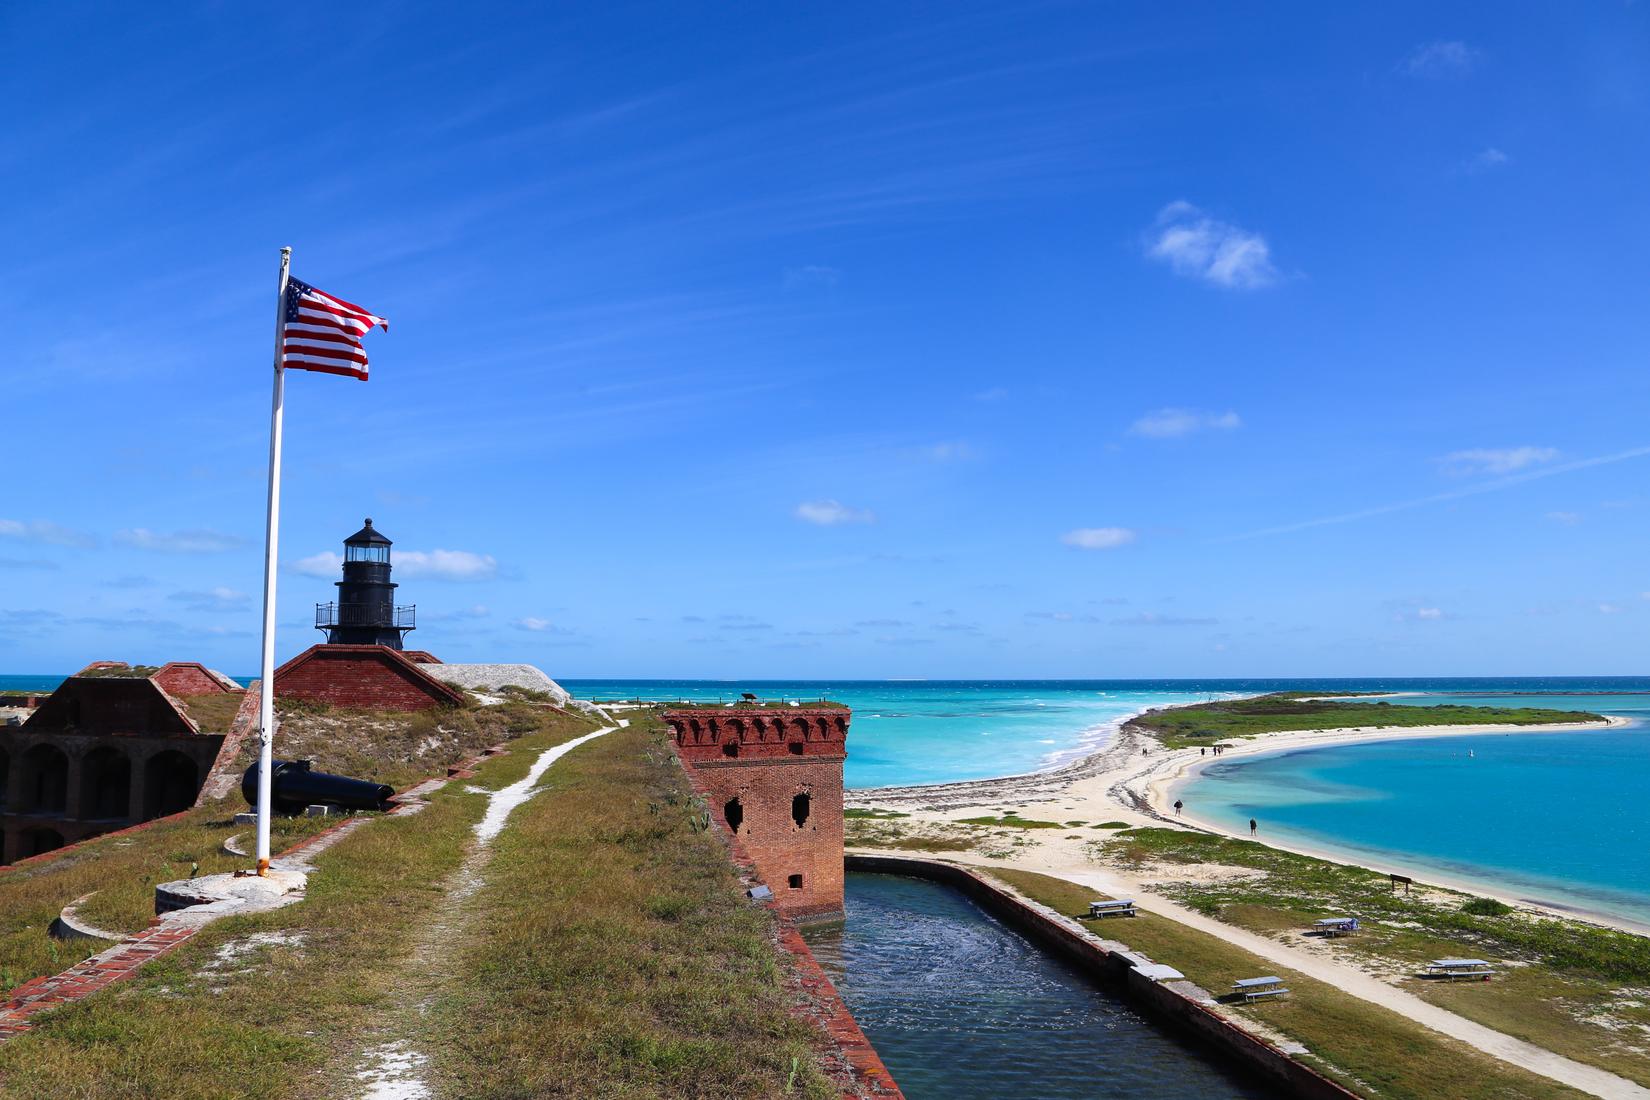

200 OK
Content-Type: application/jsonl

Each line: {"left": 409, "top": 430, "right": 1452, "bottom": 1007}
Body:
{"left": 9, "top": 672, "right": 1649, "bottom": 919}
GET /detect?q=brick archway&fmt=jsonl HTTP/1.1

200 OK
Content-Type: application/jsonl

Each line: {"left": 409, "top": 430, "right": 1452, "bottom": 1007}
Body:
{"left": 80, "top": 745, "right": 132, "bottom": 822}
{"left": 143, "top": 750, "right": 199, "bottom": 820}
{"left": 19, "top": 826, "right": 65, "bottom": 859}
{"left": 18, "top": 743, "right": 69, "bottom": 814}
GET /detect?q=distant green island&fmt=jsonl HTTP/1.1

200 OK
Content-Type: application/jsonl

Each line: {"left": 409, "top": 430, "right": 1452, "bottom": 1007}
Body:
{"left": 1130, "top": 692, "right": 1606, "bottom": 748}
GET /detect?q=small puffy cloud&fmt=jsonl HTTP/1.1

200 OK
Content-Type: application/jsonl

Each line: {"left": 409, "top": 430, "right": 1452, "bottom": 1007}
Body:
{"left": 1061, "top": 527, "right": 1136, "bottom": 551}
{"left": 1145, "top": 202, "right": 1278, "bottom": 290}
{"left": 783, "top": 264, "right": 841, "bottom": 289}
{"left": 169, "top": 586, "right": 249, "bottom": 611}
{"left": 116, "top": 528, "right": 246, "bottom": 553}
{"left": 921, "top": 441, "right": 977, "bottom": 462}
{"left": 1545, "top": 511, "right": 1582, "bottom": 526}
{"left": 291, "top": 551, "right": 343, "bottom": 577}
{"left": 1416, "top": 607, "right": 1444, "bottom": 620}
{"left": 1598, "top": 603, "right": 1625, "bottom": 615}
{"left": 1466, "top": 147, "right": 1509, "bottom": 172}
{"left": 796, "top": 499, "right": 875, "bottom": 526}
{"left": 1439, "top": 446, "right": 1559, "bottom": 477}
{"left": 395, "top": 549, "right": 498, "bottom": 581}
{"left": 0, "top": 518, "right": 95, "bottom": 548}
{"left": 513, "top": 616, "right": 556, "bottom": 631}
{"left": 1129, "top": 408, "right": 1241, "bottom": 439}
{"left": 1401, "top": 40, "right": 1480, "bottom": 78}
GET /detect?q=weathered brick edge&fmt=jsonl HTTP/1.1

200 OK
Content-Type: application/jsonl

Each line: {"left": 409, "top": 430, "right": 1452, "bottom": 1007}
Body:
{"left": 198, "top": 679, "right": 265, "bottom": 803}
{"left": 672, "top": 743, "right": 902, "bottom": 1100}
{"left": 848, "top": 854, "right": 1361, "bottom": 1100}
{"left": 0, "top": 738, "right": 515, "bottom": 1041}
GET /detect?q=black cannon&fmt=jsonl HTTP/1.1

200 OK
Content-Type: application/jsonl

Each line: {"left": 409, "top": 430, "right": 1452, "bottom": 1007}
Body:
{"left": 241, "top": 760, "right": 394, "bottom": 815}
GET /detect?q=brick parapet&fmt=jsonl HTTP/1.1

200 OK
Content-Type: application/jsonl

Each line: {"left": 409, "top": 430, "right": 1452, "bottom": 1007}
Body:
{"left": 274, "top": 644, "right": 467, "bottom": 711}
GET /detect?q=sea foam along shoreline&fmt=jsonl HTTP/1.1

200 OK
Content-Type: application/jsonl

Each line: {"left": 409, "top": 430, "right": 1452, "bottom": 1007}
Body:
{"left": 1141, "top": 715, "right": 1650, "bottom": 936}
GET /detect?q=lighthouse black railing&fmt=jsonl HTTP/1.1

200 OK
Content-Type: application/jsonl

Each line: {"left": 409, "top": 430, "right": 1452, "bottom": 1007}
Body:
{"left": 314, "top": 602, "right": 416, "bottom": 631}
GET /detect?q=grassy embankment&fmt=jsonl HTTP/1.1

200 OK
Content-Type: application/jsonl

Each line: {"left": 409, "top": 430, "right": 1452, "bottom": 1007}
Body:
{"left": 0, "top": 699, "right": 588, "bottom": 1000}
{"left": 1089, "top": 828, "right": 1650, "bottom": 1087}
{"left": 1131, "top": 694, "right": 1604, "bottom": 749}
{"left": 422, "top": 715, "right": 835, "bottom": 1098}
{"left": 989, "top": 867, "right": 1591, "bottom": 1100}
{"left": 0, "top": 712, "right": 837, "bottom": 1100}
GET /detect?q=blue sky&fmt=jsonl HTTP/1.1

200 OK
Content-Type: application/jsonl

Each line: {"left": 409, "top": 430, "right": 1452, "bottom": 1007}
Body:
{"left": 4, "top": 2, "right": 1649, "bottom": 678}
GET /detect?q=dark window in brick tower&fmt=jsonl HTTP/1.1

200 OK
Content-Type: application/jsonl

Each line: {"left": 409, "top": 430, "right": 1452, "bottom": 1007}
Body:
{"left": 788, "top": 874, "right": 804, "bottom": 889}
{"left": 791, "top": 792, "right": 810, "bottom": 827}
{"left": 724, "top": 797, "right": 744, "bottom": 832}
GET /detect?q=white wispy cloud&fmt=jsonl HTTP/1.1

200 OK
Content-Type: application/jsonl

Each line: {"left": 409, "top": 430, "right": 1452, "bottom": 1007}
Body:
{"left": 513, "top": 616, "right": 556, "bottom": 631}
{"left": 1113, "top": 611, "right": 1217, "bottom": 627}
{"left": 796, "top": 499, "right": 876, "bottom": 526}
{"left": 1061, "top": 527, "right": 1136, "bottom": 550}
{"left": 783, "top": 264, "right": 841, "bottom": 289}
{"left": 1401, "top": 40, "right": 1480, "bottom": 78}
{"left": 921, "top": 441, "right": 977, "bottom": 462}
{"left": 1226, "top": 444, "right": 1650, "bottom": 541}
{"left": 1440, "top": 446, "right": 1559, "bottom": 476}
{"left": 1466, "top": 147, "right": 1509, "bottom": 172}
{"left": 168, "top": 586, "right": 249, "bottom": 611}
{"left": 1416, "top": 607, "right": 1444, "bottom": 620}
{"left": 1598, "top": 603, "right": 1624, "bottom": 615}
{"left": 1545, "top": 511, "right": 1582, "bottom": 526}
{"left": 116, "top": 528, "right": 246, "bottom": 553}
{"left": 1129, "top": 408, "right": 1241, "bottom": 439}
{"left": 394, "top": 549, "right": 499, "bottom": 581}
{"left": 291, "top": 551, "right": 342, "bottom": 578}
{"left": 0, "top": 518, "right": 95, "bottom": 548}
{"left": 1145, "top": 202, "right": 1278, "bottom": 289}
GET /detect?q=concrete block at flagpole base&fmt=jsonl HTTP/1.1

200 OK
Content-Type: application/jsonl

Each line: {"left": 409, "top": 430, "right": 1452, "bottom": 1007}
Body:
{"left": 155, "top": 870, "right": 308, "bottom": 924}
{"left": 233, "top": 812, "right": 257, "bottom": 825}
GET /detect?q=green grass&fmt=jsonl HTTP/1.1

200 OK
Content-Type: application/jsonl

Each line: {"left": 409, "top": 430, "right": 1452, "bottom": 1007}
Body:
{"left": 955, "top": 814, "right": 1064, "bottom": 829}
{"left": 843, "top": 808, "right": 909, "bottom": 819}
{"left": 1089, "top": 828, "right": 1650, "bottom": 1085}
{"left": 989, "top": 868, "right": 1588, "bottom": 1100}
{"left": 0, "top": 713, "right": 838, "bottom": 1099}
{"left": 422, "top": 716, "right": 834, "bottom": 1098}
{"left": 1131, "top": 694, "right": 1603, "bottom": 748}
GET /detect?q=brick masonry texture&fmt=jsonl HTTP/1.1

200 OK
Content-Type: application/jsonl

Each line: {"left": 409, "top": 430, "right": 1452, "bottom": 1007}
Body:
{"left": 274, "top": 644, "right": 467, "bottom": 711}
{"left": 152, "top": 662, "right": 242, "bottom": 697}
{"left": 665, "top": 707, "right": 847, "bottom": 922}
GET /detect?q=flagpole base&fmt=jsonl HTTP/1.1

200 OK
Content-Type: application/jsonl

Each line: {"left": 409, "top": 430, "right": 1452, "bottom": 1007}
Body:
{"left": 256, "top": 858, "right": 270, "bottom": 877}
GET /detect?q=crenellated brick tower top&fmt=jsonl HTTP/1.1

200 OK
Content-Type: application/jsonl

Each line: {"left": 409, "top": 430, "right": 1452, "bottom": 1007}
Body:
{"left": 664, "top": 705, "right": 849, "bottom": 922}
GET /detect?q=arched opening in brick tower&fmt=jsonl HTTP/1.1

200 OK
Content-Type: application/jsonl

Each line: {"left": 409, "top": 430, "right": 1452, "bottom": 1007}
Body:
{"left": 18, "top": 743, "right": 69, "bottom": 814}
{"left": 723, "top": 797, "right": 744, "bottom": 832}
{"left": 791, "top": 792, "right": 811, "bottom": 828}
{"left": 80, "top": 746, "right": 131, "bottom": 821}
{"left": 143, "top": 750, "right": 199, "bottom": 820}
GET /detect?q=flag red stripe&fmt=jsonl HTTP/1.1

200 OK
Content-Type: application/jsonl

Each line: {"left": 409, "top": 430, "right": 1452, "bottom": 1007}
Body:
{"left": 299, "top": 292, "right": 384, "bottom": 328}
{"left": 286, "top": 360, "right": 368, "bottom": 380}
{"left": 283, "top": 342, "right": 368, "bottom": 364}
{"left": 302, "top": 287, "right": 383, "bottom": 325}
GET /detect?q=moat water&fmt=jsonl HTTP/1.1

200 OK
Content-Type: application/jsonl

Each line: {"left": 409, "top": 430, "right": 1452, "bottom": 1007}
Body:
{"left": 804, "top": 873, "right": 1269, "bottom": 1099}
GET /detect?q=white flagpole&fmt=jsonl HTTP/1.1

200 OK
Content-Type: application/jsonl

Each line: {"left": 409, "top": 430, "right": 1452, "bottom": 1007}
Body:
{"left": 255, "top": 246, "right": 292, "bottom": 876}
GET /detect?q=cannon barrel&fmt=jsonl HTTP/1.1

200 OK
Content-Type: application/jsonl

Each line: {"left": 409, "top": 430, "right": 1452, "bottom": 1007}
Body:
{"left": 241, "top": 760, "right": 394, "bottom": 814}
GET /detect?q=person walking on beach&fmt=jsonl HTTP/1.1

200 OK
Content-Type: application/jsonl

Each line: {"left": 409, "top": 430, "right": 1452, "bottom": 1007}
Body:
{"left": 1249, "top": 818, "right": 1257, "bottom": 837}
{"left": 1174, "top": 799, "right": 1184, "bottom": 816}
{"left": 1200, "top": 747, "right": 1206, "bottom": 756}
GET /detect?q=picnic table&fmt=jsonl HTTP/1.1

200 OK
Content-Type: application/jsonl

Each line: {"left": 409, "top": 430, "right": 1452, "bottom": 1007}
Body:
{"left": 1232, "top": 976, "right": 1290, "bottom": 1002}
{"left": 1313, "top": 916, "right": 1359, "bottom": 937}
{"left": 1424, "top": 958, "right": 1496, "bottom": 981}
{"left": 1087, "top": 899, "right": 1137, "bottom": 919}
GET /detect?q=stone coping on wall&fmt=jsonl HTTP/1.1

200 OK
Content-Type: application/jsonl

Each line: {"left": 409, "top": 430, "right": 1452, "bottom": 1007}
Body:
{"left": 845, "top": 853, "right": 1361, "bottom": 1100}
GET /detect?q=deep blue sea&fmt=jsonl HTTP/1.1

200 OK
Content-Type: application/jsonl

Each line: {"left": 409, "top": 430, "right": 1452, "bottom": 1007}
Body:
{"left": 12, "top": 672, "right": 1650, "bottom": 919}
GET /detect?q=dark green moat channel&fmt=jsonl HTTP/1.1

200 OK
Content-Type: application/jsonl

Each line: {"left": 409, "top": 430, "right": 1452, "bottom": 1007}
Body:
{"left": 804, "top": 873, "right": 1270, "bottom": 1100}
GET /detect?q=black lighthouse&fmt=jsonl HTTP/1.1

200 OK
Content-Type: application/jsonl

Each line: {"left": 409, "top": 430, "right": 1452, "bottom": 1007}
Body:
{"left": 314, "top": 518, "right": 415, "bottom": 648}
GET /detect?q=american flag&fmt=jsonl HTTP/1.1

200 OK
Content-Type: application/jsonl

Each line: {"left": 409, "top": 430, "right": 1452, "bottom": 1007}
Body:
{"left": 280, "top": 277, "right": 387, "bottom": 380}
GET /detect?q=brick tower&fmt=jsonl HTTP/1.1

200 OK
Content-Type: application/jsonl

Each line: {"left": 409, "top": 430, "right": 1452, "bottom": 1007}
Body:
{"left": 664, "top": 705, "right": 849, "bottom": 923}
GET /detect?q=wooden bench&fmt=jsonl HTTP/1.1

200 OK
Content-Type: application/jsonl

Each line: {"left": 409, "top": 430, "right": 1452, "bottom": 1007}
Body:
{"left": 1232, "top": 976, "right": 1290, "bottom": 1002}
{"left": 1087, "top": 899, "right": 1137, "bottom": 919}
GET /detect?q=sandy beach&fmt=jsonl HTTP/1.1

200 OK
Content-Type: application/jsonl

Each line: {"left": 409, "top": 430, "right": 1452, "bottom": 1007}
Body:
{"left": 849, "top": 711, "right": 1645, "bottom": 935}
